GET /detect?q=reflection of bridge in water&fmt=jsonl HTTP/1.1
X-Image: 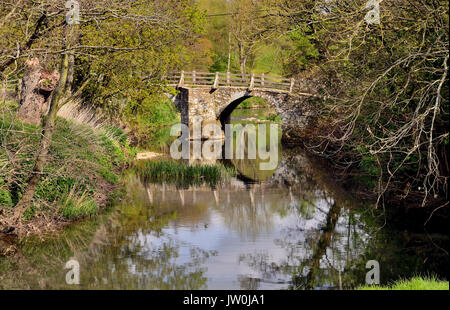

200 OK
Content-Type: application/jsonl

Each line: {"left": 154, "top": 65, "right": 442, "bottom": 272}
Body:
{"left": 144, "top": 150, "right": 347, "bottom": 212}
{"left": 144, "top": 180, "right": 301, "bottom": 209}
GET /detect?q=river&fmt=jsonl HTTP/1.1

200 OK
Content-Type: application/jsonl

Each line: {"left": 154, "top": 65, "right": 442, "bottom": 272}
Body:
{"left": 0, "top": 107, "right": 447, "bottom": 289}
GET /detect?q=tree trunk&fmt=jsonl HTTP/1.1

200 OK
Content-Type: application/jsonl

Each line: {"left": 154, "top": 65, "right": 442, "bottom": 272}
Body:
{"left": 65, "top": 53, "right": 75, "bottom": 97}
{"left": 227, "top": 31, "right": 232, "bottom": 73}
{"left": 17, "top": 58, "right": 60, "bottom": 126}
{"left": 64, "top": 27, "right": 79, "bottom": 98}
{"left": 9, "top": 52, "right": 70, "bottom": 227}
{"left": 238, "top": 41, "right": 246, "bottom": 76}
{"left": 17, "top": 59, "right": 46, "bottom": 125}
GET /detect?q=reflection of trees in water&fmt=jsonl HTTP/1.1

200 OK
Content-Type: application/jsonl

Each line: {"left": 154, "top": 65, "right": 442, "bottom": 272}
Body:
{"left": 74, "top": 176, "right": 211, "bottom": 289}
{"left": 213, "top": 189, "right": 281, "bottom": 241}
{"left": 0, "top": 216, "right": 102, "bottom": 289}
{"left": 0, "top": 175, "right": 210, "bottom": 289}
{"left": 2, "top": 149, "right": 447, "bottom": 289}
{"left": 237, "top": 188, "right": 371, "bottom": 290}
{"left": 238, "top": 274, "right": 262, "bottom": 290}
{"left": 135, "top": 149, "right": 372, "bottom": 290}
{"left": 78, "top": 233, "right": 209, "bottom": 290}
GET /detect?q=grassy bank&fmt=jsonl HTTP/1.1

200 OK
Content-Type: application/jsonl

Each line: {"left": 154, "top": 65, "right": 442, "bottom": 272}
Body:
{"left": 358, "top": 276, "right": 449, "bottom": 290}
{"left": 0, "top": 115, "right": 131, "bottom": 236}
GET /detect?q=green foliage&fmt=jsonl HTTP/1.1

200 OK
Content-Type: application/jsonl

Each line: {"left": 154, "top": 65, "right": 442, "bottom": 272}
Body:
{"left": 130, "top": 98, "right": 180, "bottom": 149}
{"left": 99, "top": 134, "right": 127, "bottom": 167}
{"left": 98, "top": 168, "right": 120, "bottom": 184}
{"left": 277, "top": 0, "right": 449, "bottom": 205}
{"left": 35, "top": 177, "right": 80, "bottom": 202}
{"left": 73, "top": 1, "right": 206, "bottom": 137}
{"left": 283, "top": 29, "right": 319, "bottom": 74}
{"left": 358, "top": 276, "right": 449, "bottom": 290}
{"left": 251, "top": 43, "right": 286, "bottom": 76}
{"left": 0, "top": 178, "right": 13, "bottom": 208}
{"left": 261, "top": 113, "right": 282, "bottom": 123}
{"left": 59, "top": 196, "right": 99, "bottom": 220}
{"left": 195, "top": 0, "right": 289, "bottom": 76}
{"left": 239, "top": 97, "right": 270, "bottom": 108}
{"left": 103, "top": 126, "right": 128, "bottom": 146}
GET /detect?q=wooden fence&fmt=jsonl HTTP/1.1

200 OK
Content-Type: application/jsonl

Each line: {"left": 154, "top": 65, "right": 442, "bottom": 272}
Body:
{"left": 167, "top": 71, "right": 295, "bottom": 93}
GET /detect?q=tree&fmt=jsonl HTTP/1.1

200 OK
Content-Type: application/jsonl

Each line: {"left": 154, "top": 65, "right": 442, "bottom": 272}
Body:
{"left": 0, "top": 0, "right": 205, "bottom": 230}
{"left": 282, "top": 0, "right": 449, "bottom": 208}
{"left": 229, "top": 0, "right": 284, "bottom": 75}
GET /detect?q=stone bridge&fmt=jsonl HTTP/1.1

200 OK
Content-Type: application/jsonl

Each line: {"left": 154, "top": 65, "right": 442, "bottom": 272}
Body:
{"left": 166, "top": 71, "right": 319, "bottom": 140}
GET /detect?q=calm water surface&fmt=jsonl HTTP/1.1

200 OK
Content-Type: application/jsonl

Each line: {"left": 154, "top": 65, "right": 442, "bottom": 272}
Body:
{"left": 0, "top": 108, "right": 447, "bottom": 290}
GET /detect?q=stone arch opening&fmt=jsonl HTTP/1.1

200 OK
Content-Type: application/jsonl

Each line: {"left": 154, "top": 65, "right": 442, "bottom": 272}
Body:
{"left": 218, "top": 96, "right": 280, "bottom": 131}
{"left": 218, "top": 95, "right": 283, "bottom": 182}
{"left": 218, "top": 95, "right": 252, "bottom": 130}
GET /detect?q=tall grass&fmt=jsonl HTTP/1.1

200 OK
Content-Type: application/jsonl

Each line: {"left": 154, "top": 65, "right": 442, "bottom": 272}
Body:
{"left": 57, "top": 102, "right": 130, "bottom": 148}
{"left": 135, "top": 160, "right": 236, "bottom": 187}
{"left": 57, "top": 101, "right": 110, "bottom": 130}
{"left": 58, "top": 186, "right": 99, "bottom": 220}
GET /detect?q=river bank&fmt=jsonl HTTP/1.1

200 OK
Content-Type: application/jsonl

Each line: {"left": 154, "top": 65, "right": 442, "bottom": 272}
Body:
{"left": 0, "top": 115, "right": 131, "bottom": 239}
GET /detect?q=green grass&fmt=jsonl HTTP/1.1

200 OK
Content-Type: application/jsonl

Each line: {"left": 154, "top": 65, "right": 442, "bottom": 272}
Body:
{"left": 133, "top": 98, "right": 180, "bottom": 151}
{"left": 238, "top": 97, "right": 271, "bottom": 108}
{"left": 358, "top": 276, "right": 449, "bottom": 290}
{"left": 251, "top": 44, "right": 284, "bottom": 77}
{"left": 0, "top": 109, "right": 129, "bottom": 222}
{"left": 59, "top": 189, "right": 99, "bottom": 220}
{"left": 135, "top": 160, "right": 236, "bottom": 187}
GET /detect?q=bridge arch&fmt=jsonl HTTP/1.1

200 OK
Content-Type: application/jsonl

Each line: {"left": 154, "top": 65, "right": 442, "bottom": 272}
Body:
{"left": 214, "top": 89, "right": 288, "bottom": 130}
{"left": 169, "top": 84, "right": 318, "bottom": 141}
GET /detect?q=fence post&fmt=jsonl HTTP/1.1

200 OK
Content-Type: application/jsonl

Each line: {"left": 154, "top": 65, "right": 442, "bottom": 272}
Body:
{"left": 213, "top": 72, "right": 220, "bottom": 89}
{"left": 226, "top": 71, "right": 230, "bottom": 86}
{"left": 289, "top": 78, "right": 295, "bottom": 94}
{"left": 178, "top": 71, "right": 185, "bottom": 88}
{"left": 192, "top": 71, "right": 196, "bottom": 85}
{"left": 261, "top": 73, "right": 265, "bottom": 87}
{"left": 249, "top": 73, "right": 255, "bottom": 91}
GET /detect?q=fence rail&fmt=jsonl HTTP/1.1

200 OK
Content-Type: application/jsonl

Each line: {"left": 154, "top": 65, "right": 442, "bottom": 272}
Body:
{"left": 167, "top": 71, "right": 295, "bottom": 93}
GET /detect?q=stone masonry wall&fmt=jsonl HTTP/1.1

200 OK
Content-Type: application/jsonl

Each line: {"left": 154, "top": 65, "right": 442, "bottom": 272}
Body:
{"left": 172, "top": 87, "right": 318, "bottom": 140}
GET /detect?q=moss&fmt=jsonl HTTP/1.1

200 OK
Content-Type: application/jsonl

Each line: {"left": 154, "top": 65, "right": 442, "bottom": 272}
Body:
{"left": 0, "top": 188, "right": 13, "bottom": 208}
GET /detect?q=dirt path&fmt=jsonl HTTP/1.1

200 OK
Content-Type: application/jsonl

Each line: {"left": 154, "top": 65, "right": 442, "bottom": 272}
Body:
{"left": 135, "top": 152, "right": 165, "bottom": 161}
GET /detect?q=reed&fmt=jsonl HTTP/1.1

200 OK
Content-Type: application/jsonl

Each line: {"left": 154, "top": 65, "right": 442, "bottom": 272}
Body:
{"left": 135, "top": 160, "right": 236, "bottom": 187}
